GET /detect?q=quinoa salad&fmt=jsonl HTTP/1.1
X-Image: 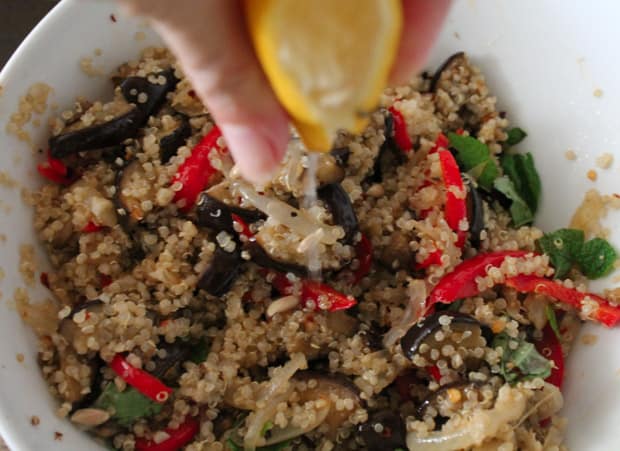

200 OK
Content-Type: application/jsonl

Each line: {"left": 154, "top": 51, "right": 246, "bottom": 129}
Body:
{"left": 23, "top": 49, "right": 620, "bottom": 450}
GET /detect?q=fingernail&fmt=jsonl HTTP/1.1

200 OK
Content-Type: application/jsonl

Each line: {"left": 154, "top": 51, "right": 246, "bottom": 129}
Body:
{"left": 221, "top": 124, "right": 284, "bottom": 185}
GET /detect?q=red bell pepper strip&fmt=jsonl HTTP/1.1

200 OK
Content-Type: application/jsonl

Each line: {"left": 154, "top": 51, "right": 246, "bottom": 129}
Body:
{"left": 505, "top": 275, "right": 620, "bottom": 327}
{"left": 426, "top": 250, "right": 531, "bottom": 308}
{"left": 388, "top": 106, "right": 412, "bottom": 152}
{"left": 37, "top": 150, "right": 75, "bottom": 185}
{"left": 135, "top": 417, "right": 199, "bottom": 451}
{"left": 415, "top": 249, "right": 443, "bottom": 270}
{"left": 534, "top": 324, "right": 564, "bottom": 388}
{"left": 81, "top": 220, "right": 103, "bottom": 233}
{"left": 171, "top": 126, "right": 226, "bottom": 212}
{"left": 231, "top": 214, "right": 253, "bottom": 240}
{"left": 269, "top": 272, "right": 357, "bottom": 312}
{"left": 427, "top": 364, "right": 442, "bottom": 382}
{"left": 110, "top": 354, "right": 173, "bottom": 403}
{"left": 429, "top": 132, "right": 450, "bottom": 154}
{"left": 438, "top": 149, "right": 467, "bottom": 247}
{"left": 352, "top": 233, "right": 373, "bottom": 283}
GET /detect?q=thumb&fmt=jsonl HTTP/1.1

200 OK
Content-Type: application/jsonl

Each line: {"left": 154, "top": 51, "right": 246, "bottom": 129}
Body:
{"left": 120, "top": 0, "right": 290, "bottom": 185}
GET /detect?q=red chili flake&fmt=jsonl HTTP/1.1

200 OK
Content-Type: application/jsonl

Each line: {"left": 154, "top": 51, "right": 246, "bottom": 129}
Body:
{"left": 40, "top": 272, "right": 50, "bottom": 289}
{"left": 54, "top": 432, "right": 63, "bottom": 441}
{"left": 110, "top": 13, "right": 117, "bottom": 23}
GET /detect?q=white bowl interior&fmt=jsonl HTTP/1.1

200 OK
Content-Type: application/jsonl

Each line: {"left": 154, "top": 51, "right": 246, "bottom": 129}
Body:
{"left": 1, "top": 0, "right": 619, "bottom": 449}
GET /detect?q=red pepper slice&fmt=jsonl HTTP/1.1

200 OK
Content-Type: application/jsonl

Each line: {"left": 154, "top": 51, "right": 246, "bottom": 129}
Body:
{"left": 47, "top": 149, "right": 68, "bottom": 176}
{"left": 505, "top": 275, "right": 620, "bottom": 327}
{"left": 109, "top": 354, "right": 173, "bottom": 403}
{"left": 429, "top": 132, "right": 450, "bottom": 154}
{"left": 100, "top": 274, "right": 113, "bottom": 287}
{"left": 534, "top": 324, "right": 564, "bottom": 388}
{"left": 427, "top": 364, "right": 441, "bottom": 382}
{"left": 81, "top": 220, "right": 103, "bottom": 233}
{"left": 352, "top": 233, "right": 373, "bottom": 283}
{"left": 388, "top": 106, "right": 412, "bottom": 152}
{"left": 427, "top": 250, "right": 531, "bottom": 307}
{"left": 438, "top": 149, "right": 467, "bottom": 247}
{"left": 171, "top": 126, "right": 226, "bottom": 212}
{"left": 135, "top": 417, "right": 199, "bottom": 451}
{"left": 269, "top": 272, "right": 357, "bottom": 312}
{"left": 231, "top": 214, "right": 253, "bottom": 240}
{"left": 37, "top": 163, "right": 74, "bottom": 185}
{"left": 415, "top": 249, "right": 443, "bottom": 270}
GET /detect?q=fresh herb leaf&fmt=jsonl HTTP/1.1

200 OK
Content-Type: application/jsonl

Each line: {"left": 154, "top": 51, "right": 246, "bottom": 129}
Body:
{"left": 545, "top": 305, "right": 561, "bottom": 340}
{"left": 501, "top": 153, "right": 541, "bottom": 213}
{"left": 189, "top": 339, "right": 210, "bottom": 364}
{"left": 226, "top": 438, "right": 242, "bottom": 451}
{"left": 95, "top": 383, "right": 162, "bottom": 427}
{"left": 447, "top": 299, "right": 464, "bottom": 312}
{"left": 505, "top": 127, "right": 527, "bottom": 146}
{"left": 261, "top": 420, "right": 274, "bottom": 437}
{"left": 447, "top": 133, "right": 499, "bottom": 191}
{"left": 493, "top": 334, "right": 552, "bottom": 382}
{"left": 577, "top": 237, "right": 618, "bottom": 279}
{"left": 493, "top": 176, "right": 534, "bottom": 227}
{"left": 537, "top": 228, "right": 585, "bottom": 279}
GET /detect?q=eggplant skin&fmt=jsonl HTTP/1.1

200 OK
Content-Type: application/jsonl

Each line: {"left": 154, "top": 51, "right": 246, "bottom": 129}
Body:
{"left": 430, "top": 51, "right": 466, "bottom": 92}
{"left": 317, "top": 183, "right": 359, "bottom": 244}
{"left": 120, "top": 68, "right": 179, "bottom": 118}
{"left": 466, "top": 179, "right": 485, "bottom": 247}
{"left": 245, "top": 241, "right": 308, "bottom": 277}
{"left": 195, "top": 193, "right": 235, "bottom": 233}
{"left": 196, "top": 245, "right": 242, "bottom": 296}
{"left": 359, "top": 411, "right": 406, "bottom": 451}
{"left": 49, "top": 107, "right": 143, "bottom": 158}
{"left": 160, "top": 116, "right": 191, "bottom": 163}
{"left": 400, "top": 311, "right": 483, "bottom": 360}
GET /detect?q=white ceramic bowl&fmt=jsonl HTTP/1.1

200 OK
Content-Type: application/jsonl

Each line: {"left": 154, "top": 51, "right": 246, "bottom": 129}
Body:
{"left": 1, "top": 1, "right": 620, "bottom": 449}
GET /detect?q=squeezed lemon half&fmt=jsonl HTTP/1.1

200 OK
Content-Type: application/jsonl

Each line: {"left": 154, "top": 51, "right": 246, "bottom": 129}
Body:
{"left": 245, "top": 0, "right": 403, "bottom": 151}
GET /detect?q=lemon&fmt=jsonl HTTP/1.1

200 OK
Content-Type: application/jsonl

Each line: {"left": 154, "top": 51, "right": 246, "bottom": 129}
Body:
{"left": 245, "top": 0, "right": 403, "bottom": 151}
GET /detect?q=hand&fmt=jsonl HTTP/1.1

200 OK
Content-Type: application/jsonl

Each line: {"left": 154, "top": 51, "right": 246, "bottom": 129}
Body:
{"left": 119, "top": 0, "right": 451, "bottom": 184}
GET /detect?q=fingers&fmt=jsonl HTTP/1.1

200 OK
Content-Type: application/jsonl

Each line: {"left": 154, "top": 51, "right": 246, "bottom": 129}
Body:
{"left": 119, "top": 0, "right": 289, "bottom": 184}
{"left": 390, "top": 0, "right": 452, "bottom": 85}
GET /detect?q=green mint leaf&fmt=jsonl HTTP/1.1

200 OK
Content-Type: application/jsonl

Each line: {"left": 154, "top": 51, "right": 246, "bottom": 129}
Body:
{"left": 493, "top": 333, "right": 552, "bottom": 382}
{"left": 501, "top": 153, "right": 541, "bottom": 213}
{"left": 577, "top": 237, "right": 617, "bottom": 279}
{"left": 493, "top": 176, "right": 534, "bottom": 227}
{"left": 261, "top": 420, "right": 274, "bottom": 437}
{"left": 226, "top": 438, "right": 243, "bottom": 451}
{"left": 447, "top": 299, "right": 464, "bottom": 312}
{"left": 95, "top": 383, "right": 162, "bottom": 427}
{"left": 447, "top": 133, "right": 499, "bottom": 191}
{"left": 536, "top": 228, "right": 585, "bottom": 279}
{"left": 505, "top": 127, "right": 527, "bottom": 146}
{"left": 189, "top": 339, "right": 210, "bottom": 364}
{"left": 545, "top": 305, "right": 561, "bottom": 340}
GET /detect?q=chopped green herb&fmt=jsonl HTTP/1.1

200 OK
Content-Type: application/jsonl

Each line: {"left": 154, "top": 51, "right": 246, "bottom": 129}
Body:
{"left": 447, "top": 299, "right": 464, "bottom": 312}
{"left": 261, "top": 420, "right": 274, "bottom": 437}
{"left": 577, "top": 237, "right": 617, "bottom": 279}
{"left": 505, "top": 127, "right": 527, "bottom": 146}
{"left": 189, "top": 339, "right": 210, "bottom": 364}
{"left": 493, "top": 176, "right": 534, "bottom": 227}
{"left": 95, "top": 383, "right": 162, "bottom": 427}
{"left": 501, "top": 153, "right": 541, "bottom": 213}
{"left": 447, "top": 132, "right": 499, "bottom": 191}
{"left": 537, "top": 228, "right": 585, "bottom": 279}
{"left": 226, "top": 438, "right": 242, "bottom": 451}
{"left": 545, "top": 305, "right": 561, "bottom": 340}
{"left": 493, "top": 334, "right": 552, "bottom": 383}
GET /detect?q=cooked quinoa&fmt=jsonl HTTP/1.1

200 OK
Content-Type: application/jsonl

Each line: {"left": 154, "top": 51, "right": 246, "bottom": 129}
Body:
{"left": 22, "top": 48, "right": 619, "bottom": 451}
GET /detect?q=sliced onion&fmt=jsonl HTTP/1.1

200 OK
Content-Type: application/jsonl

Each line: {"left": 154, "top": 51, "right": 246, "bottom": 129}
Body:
{"left": 233, "top": 181, "right": 343, "bottom": 245}
{"left": 384, "top": 279, "right": 427, "bottom": 348}
{"left": 244, "top": 353, "right": 307, "bottom": 451}
{"left": 406, "top": 385, "right": 527, "bottom": 451}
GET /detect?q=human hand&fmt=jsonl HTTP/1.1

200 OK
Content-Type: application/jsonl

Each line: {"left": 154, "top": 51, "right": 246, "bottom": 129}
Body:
{"left": 119, "top": 0, "right": 451, "bottom": 184}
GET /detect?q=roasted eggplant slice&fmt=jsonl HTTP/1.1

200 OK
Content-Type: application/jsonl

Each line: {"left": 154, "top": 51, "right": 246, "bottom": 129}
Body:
{"left": 50, "top": 107, "right": 143, "bottom": 158}
{"left": 401, "top": 312, "right": 491, "bottom": 362}
{"left": 416, "top": 381, "right": 484, "bottom": 419}
{"left": 196, "top": 245, "right": 242, "bottom": 296}
{"left": 120, "top": 68, "right": 179, "bottom": 118}
{"left": 430, "top": 51, "right": 466, "bottom": 92}
{"left": 330, "top": 146, "right": 350, "bottom": 167}
{"left": 196, "top": 192, "right": 265, "bottom": 233}
{"left": 359, "top": 411, "right": 407, "bottom": 451}
{"left": 367, "top": 113, "right": 405, "bottom": 184}
{"left": 150, "top": 342, "right": 192, "bottom": 382}
{"left": 114, "top": 159, "right": 150, "bottom": 229}
{"left": 465, "top": 177, "right": 485, "bottom": 247}
{"left": 159, "top": 115, "right": 191, "bottom": 163}
{"left": 294, "top": 370, "right": 362, "bottom": 438}
{"left": 317, "top": 183, "right": 358, "bottom": 244}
